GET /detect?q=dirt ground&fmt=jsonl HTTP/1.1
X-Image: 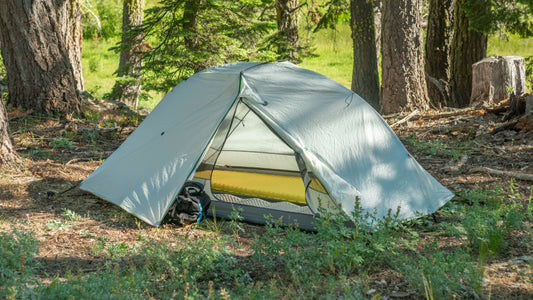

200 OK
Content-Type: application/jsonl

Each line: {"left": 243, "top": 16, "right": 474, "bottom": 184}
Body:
{"left": 1, "top": 97, "right": 532, "bottom": 298}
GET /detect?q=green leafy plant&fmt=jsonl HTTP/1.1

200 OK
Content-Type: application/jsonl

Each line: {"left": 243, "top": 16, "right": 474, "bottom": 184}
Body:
{"left": 50, "top": 137, "right": 74, "bottom": 149}
{"left": 403, "top": 135, "right": 462, "bottom": 159}
{"left": 396, "top": 243, "right": 482, "bottom": 299}
{"left": 137, "top": 235, "right": 245, "bottom": 297}
{"left": 60, "top": 208, "right": 82, "bottom": 222}
{"left": 82, "top": 0, "right": 122, "bottom": 40}
{"left": 197, "top": 206, "right": 229, "bottom": 234}
{"left": 92, "top": 240, "right": 132, "bottom": 259}
{"left": 128, "top": 0, "right": 278, "bottom": 93}
{"left": 250, "top": 202, "right": 414, "bottom": 297}
{"left": 46, "top": 219, "right": 68, "bottom": 231}
{"left": 457, "top": 182, "right": 527, "bottom": 257}
{"left": 0, "top": 228, "right": 39, "bottom": 299}
{"left": 505, "top": 84, "right": 515, "bottom": 96}
{"left": 33, "top": 265, "right": 146, "bottom": 299}
{"left": 88, "top": 56, "right": 102, "bottom": 73}
{"left": 80, "top": 230, "right": 98, "bottom": 238}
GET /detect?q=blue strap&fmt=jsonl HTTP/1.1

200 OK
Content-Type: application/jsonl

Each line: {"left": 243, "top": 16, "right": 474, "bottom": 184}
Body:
{"left": 197, "top": 203, "right": 203, "bottom": 223}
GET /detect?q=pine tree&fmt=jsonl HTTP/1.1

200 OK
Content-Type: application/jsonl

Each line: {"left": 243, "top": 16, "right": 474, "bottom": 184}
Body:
{"left": 0, "top": 0, "right": 81, "bottom": 115}
{"left": 425, "top": 0, "right": 455, "bottom": 108}
{"left": 112, "top": 0, "right": 145, "bottom": 109}
{"left": 350, "top": 0, "right": 379, "bottom": 111}
{"left": 380, "top": 0, "right": 429, "bottom": 113}
{"left": 131, "top": 0, "right": 276, "bottom": 93}
{"left": 449, "top": 0, "right": 487, "bottom": 107}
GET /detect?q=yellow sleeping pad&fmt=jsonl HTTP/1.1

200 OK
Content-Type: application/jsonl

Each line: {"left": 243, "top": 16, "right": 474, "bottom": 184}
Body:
{"left": 195, "top": 170, "right": 306, "bottom": 204}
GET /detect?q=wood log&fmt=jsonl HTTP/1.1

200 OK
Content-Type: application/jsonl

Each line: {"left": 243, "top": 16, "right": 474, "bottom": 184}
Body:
{"left": 470, "top": 55, "right": 527, "bottom": 105}
{"left": 471, "top": 166, "right": 533, "bottom": 182}
{"left": 390, "top": 109, "right": 419, "bottom": 128}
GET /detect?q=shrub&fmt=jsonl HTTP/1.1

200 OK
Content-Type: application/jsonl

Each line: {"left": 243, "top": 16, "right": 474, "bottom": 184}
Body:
{"left": 250, "top": 205, "right": 413, "bottom": 297}
{"left": 460, "top": 183, "right": 526, "bottom": 257}
{"left": 395, "top": 243, "right": 482, "bottom": 299}
{"left": 33, "top": 266, "right": 146, "bottom": 300}
{"left": 136, "top": 235, "right": 247, "bottom": 298}
{"left": 0, "top": 228, "right": 39, "bottom": 299}
{"left": 50, "top": 137, "right": 74, "bottom": 149}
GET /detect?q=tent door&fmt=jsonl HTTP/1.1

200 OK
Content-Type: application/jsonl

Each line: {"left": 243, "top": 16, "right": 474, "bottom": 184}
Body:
{"left": 191, "top": 100, "right": 318, "bottom": 229}
{"left": 294, "top": 154, "right": 340, "bottom": 216}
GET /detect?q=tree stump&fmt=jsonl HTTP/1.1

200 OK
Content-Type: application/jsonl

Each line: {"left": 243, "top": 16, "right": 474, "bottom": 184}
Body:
{"left": 470, "top": 55, "right": 527, "bottom": 105}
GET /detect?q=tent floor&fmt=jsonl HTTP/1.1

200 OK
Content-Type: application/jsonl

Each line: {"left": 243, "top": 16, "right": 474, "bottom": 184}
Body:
{"left": 208, "top": 193, "right": 317, "bottom": 231}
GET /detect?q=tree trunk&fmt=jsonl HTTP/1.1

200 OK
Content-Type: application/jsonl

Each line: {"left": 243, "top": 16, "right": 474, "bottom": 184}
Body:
{"left": 0, "top": 0, "right": 81, "bottom": 116}
{"left": 425, "top": 0, "right": 455, "bottom": 108}
{"left": 0, "top": 101, "right": 19, "bottom": 166}
{"left": 275, "top": 0, "right": 299, "bottom": 63}
{"left": 380, "top": 0, "right": 429, "bottom": 114}
{"left": 183, "top": 0, "right": 203, "bottom": 73}
{"left": 58, "top": 0, "right": 84, "bottom": 92}
{"left": 350, "top": 0, "right": 380, "bottom": 111}
{"left": 112, "top": 0, "right": 144, "bottom": 109}
{"left": 373, "top": 0, "right": 382, "bottom": 61}
{"left": 449, "top": 0, "right": 487, "bottom": 108}
{"left": 471, "top": 55, "right": 527, "bottom": 105}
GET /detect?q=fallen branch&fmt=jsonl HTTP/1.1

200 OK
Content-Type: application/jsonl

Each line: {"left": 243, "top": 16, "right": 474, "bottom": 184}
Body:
{"left": 77, "top": 126, "right": 120, "bottom": 133}
{"left": 418, "top": 107, "right": 477, "bottom": 121}
{"left": 471, "top": 166, "right": 533, "bottom": 182}
{"left": 65, "top": 155, "right": 111, "bottom": 166}
{"left": 65, "top": 158, "right": 97, "bottom": 165}
{"left": 65, "top": 150, "right": 114, "bottom": 157}
{"left": 488, "top": 119, "right": 519, "bottom": 135}
{"left": 425, "top": 73, "right": 450, "bottom": 105}
{"left": 390, "top": 110, "right": 419, "bottom": 128}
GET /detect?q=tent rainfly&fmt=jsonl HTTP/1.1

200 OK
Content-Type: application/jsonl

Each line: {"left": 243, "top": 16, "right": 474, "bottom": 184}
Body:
{"left": 80, "top": 61, "right": 454, "bottom": 230}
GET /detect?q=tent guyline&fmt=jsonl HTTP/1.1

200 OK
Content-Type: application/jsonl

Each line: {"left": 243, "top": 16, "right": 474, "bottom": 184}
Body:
{"left": 80, "top": 61, "right": 454, "bottom": 230}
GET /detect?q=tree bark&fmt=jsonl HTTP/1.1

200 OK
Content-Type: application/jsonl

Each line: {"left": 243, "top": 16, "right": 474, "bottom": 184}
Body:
{"left": 0, "top": 0, "right": 81, "bottom": 116}
{"left": 58, "top": 0, "right": 84, "bottom": 92}
{"left": 0, "top": 101, "right": 19, "bottom": 166}
{"left": 380, "top": 0, "right": 429, "bottom": 114}
{"left": 182, "top": 0, "right": 203, "bottom": 73}
{"left": 373, "top": 0, "right": 382, "bottom": 61}
{"left": 449, "top": 0, "right": 487, "bottom": 107}
{"left": 275, "top": 0, "right": 299, "bottom": 63}
{"left": 425, "top": 0, "right": 455, "bottom": 108}
{"left": 112, "top": 0, "right": 144, "bottom": 109}
{"left": 350, "top": 0, "right": 380, "bottom": 111}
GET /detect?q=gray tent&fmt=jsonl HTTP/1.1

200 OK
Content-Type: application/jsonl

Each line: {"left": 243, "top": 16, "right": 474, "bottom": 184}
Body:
{"left": 80, "top": 61, "right": 453, "bottom": 229}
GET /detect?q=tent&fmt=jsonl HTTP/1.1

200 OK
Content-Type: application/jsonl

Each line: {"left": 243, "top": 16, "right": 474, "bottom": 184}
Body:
{"left": 80, "top": 61, "right": 454, "bottom": 230}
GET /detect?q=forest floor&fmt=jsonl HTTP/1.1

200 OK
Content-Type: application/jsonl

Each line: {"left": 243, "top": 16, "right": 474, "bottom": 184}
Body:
{"left": 1, "top": 97, "right": 532, "bottom": 299}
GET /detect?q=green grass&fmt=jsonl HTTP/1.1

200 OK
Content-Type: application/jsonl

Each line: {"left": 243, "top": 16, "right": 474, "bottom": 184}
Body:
{"left": 488, "top": 33, "right": 533, "bottom": 59}
{"left": 81, "top": 38, "right": 120, "bottom": 100}
{"left": 82, "top": 37, "right": 164, "bottom": 111}
{"left": 300, "top": 23, "right": 353, "bottom": 89}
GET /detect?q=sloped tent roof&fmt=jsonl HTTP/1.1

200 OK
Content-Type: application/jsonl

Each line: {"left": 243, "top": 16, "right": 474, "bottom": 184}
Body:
{"left": 80, "top": 61, "right": 454, "bottom": 226}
